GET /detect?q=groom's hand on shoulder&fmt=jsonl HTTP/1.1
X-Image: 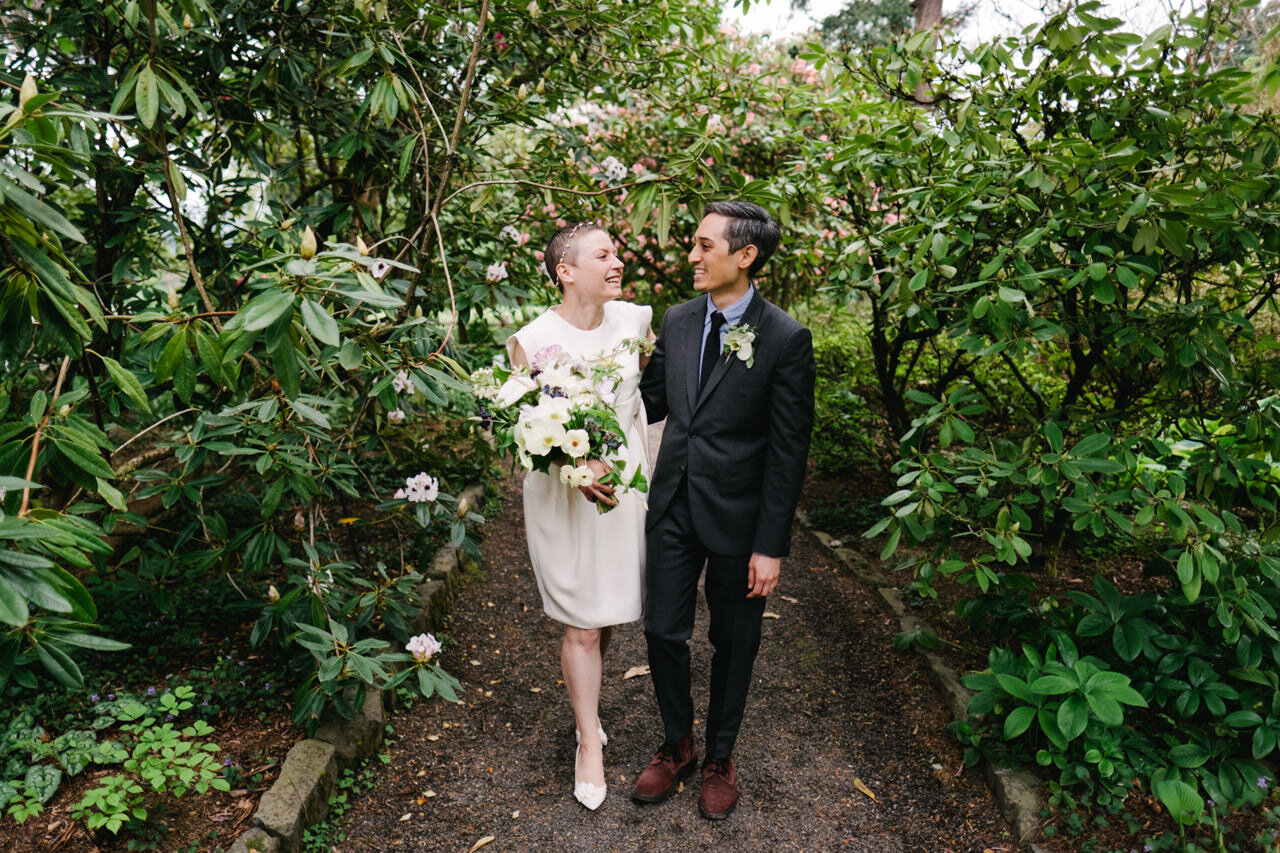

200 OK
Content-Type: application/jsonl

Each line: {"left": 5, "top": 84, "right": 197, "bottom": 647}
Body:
{"left": 746, "top": 553, "right": 780, "bottom": 598}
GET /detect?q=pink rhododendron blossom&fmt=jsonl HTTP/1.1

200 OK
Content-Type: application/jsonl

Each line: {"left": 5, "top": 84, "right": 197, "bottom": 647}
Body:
{"left": 406, "top": 632, "right": 442, "bottom": 663}
{"left": 744, "top": 111, "right": 756, "bottom": 127}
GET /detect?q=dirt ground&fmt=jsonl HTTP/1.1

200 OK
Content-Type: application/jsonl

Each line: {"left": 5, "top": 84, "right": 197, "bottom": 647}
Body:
{"left": 331, "top": 473, "right": 1017, "bottom": 853}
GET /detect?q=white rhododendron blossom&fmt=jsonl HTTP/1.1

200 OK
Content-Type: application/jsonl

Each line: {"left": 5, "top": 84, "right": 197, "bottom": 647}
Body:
{"left": 601, "top": 156, "right": 628, "bottom": 183}
{"left": 486, "top": 261, "right": 509, "bottom": 283}
{"left": 307, "top": 569, "right": 333, "bottom": 597}
{"left": 392, "top": 369, "right": 412, "bottom": 394}
{"left": 706, "top": 113, "right": 725, "bottom": 136}
{"left": 395, "top": 472, "right": 439, "bottom": 503}
{"left": 387, "top": 409, "right": 406, "bottom": 424}
{"left": 500, "top": 224, "right": 521, "bottom": 243}
{"left": 406, "top": 632, "right": 443, "bottom": 663}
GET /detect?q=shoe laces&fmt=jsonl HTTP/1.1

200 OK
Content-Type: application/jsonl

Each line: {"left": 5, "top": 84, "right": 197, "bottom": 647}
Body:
{"left": 655, "top": 741, "right": 685, "bottom": 764}
{"left": 704, "top": 756, "right": 732, "bottom": 777}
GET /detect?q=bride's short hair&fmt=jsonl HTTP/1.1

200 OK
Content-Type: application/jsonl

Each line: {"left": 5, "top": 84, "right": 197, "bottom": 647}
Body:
{"left": 545, "top": 220, "right": 603, "bottom": 290}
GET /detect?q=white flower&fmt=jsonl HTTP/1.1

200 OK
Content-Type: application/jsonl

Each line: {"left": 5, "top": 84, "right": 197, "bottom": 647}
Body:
{"left": 470, "top": 367, "right": 501, "bottom": 401}
{"left": 500, "top": 224, "right": 521, "bottom": 243}
{"left": 369, "top": 260, "right": 391, "bottom": 280}
{"left": 722, "top": 324, "right": 757, "bottom": 368}
{"left": 567, "top": 465, "right": 595, "bottom": 488}
{"left": 394, "top": 487, "right": 407, "bottom": 499}
{"left": 307, "top": 569, "right": 333, "bottom": 597}
{"left": 521, "top": 418, "right": 566, "bottom": 456}
{"left": 706, "top": 113, "right": 725, "bottom": 136}
{"left": 392, "top": 369, "right": 413, "bottom": 394}
{"left": 533, "top": 396, "right": 574, "bottom": 425}
{"left": 486, "top": 261, "right": 509, "bottom": 283}
{"left": 406, "top": 632, "right": 443, "bottom": 663}
{"left": 401, "top": 472, "right": 439, "bottom": 503}
{"left": 495, "top": 374, "right": 537, "bottom": 408}
{"left": 388, "top": 409, "right": 406, "bottom": 424}
{"left": 601, "top": 156, "right": 628, "bottom": 183}
{"left": 560, "top": 428, "right": 590, "bottom": 457}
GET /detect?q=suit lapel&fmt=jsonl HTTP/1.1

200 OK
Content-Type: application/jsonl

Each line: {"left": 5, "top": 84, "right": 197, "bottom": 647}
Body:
{"left": 693, "top": 290, "right": 766, "bottom": 413}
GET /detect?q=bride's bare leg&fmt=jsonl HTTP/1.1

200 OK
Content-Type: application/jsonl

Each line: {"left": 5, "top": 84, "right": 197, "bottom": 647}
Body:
{"left": 599, "top": 625, "right": 613, "bottom": 662}
{"left": 562, "top": 626, "right": 605, "bottom": 787}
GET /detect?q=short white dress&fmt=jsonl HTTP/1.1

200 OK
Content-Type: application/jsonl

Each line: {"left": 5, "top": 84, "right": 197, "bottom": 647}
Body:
{"left": 507, "top": 300, "right": 652, "bottom": 629}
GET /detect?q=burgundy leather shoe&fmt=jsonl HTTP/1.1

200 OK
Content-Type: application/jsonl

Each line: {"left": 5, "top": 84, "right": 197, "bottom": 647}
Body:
{"left": 631, "top": 733, "right": 697, "bottom": 804}
{"left": 698, "top": 755, "right": 738, "bottom": 820}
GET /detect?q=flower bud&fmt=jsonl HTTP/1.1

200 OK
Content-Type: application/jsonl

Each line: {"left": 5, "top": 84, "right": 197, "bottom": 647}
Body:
{"left": 293, "top": 509, "right": 306, "bottom": 530}
{"left": 414, "top": 305, "right": 423, "bottom": 318}
{"left": 267, "top": 584, "right": 280, "bottom": 603}
{"left": 167, "top": 289, "right": 180, "bottom": 309}
{"left": 456, "top": 497, "right": 470, "bottom": 518}
{"left": 182, "top": 12, "right": 194, "bottom": 28}
{"left": 356, "top": 235, "right": 370, "bottom": 256}
{"left": 58, "top": 404, "right": 71, "bottom": 417}
{"left": 19, "top": 73, "right": 37, "bottom": 108}
{"left": 527, "top": 0, "right": 539, "bottom": 14}
{"left": 300, "top": 226, "right": 317, "bottom": 259}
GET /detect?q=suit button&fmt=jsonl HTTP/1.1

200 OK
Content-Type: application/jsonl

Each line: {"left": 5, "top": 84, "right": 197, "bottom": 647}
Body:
{"left": 688, "top": 430, "right": 698, "bottom": 439}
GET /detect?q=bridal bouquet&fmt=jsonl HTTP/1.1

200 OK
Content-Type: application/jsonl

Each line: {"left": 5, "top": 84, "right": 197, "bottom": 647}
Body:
{"left": 469, "top": 340, "right": 650, "bottom": 512}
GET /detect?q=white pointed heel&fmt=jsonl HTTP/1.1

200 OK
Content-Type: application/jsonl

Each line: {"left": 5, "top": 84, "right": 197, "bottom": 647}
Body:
{"left": 575, "top": 724, "right": 608, "bottom": 748}
{"left": 573, "top": 744, "right": 607, "bottom": 811}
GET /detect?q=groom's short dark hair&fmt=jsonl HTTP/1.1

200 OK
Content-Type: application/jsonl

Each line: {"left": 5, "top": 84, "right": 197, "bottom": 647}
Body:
{"left": 704, "top": 200, "right": 781, "bottom": 277}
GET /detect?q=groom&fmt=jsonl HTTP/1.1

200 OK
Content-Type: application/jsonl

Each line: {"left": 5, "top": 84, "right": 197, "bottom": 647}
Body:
{"left": 634, "top": 201, "right": 815, "bottom": 819}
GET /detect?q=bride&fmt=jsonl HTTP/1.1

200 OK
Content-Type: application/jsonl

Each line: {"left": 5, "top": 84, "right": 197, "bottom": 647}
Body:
{"left": 506, "top": 220, "right": 653, "bottom": 810}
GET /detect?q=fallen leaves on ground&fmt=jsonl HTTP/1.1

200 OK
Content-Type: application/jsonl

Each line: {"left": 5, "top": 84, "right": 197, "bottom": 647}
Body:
{"left": 853, "top": 777, "right": 877, "bottom": 801}
{"left": 622, "top": 664, "right": 650, "bottom": 679}
{"left": 468, "top": 835, "right": 496, "bottom": 852}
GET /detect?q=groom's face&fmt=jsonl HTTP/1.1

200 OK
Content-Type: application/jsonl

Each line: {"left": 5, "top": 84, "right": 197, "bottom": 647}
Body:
{"left": 689, "top": 213, "right": 750, "bottom": 296}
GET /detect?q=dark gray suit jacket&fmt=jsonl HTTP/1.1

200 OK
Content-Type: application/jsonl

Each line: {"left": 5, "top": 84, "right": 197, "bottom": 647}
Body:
{"left": 640, "top": 290, "right": 816, "bottom": 557}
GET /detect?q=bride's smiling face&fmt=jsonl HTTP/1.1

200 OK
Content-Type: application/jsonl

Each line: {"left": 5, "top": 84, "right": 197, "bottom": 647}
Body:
{"left": 558, "top": 230, "right": 624, "bottom": 301}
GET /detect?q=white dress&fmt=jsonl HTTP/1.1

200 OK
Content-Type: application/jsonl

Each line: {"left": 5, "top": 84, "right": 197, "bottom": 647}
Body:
{"left": 507, "top": 300, "right": 652, "bottom": 629}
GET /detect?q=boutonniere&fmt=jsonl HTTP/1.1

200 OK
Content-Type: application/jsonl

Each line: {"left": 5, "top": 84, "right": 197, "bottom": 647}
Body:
{"left": 721, "top": 323, "right": 757, "bottom": 369}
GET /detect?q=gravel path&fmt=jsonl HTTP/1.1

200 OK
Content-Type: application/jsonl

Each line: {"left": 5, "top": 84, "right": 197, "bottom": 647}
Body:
{"left": 334, "top": 470, "right": 1015, "bottom": 852}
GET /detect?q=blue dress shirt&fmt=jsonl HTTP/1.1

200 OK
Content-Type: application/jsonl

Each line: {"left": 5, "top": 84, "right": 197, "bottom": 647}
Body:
{"left": 698, "top": 287, "right": 754, "bottom": 381}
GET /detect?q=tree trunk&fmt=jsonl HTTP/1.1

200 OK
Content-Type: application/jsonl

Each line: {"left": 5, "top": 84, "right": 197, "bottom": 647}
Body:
{"left": 913, "top": 0, "right": 942, "bottom": 30}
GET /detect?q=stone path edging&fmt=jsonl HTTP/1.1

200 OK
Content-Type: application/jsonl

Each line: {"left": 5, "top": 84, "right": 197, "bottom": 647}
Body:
{"left": 224, "top": 483, "right": 486, "bottom": 853}
{"left": 796, "top": 510, "right": 1050, "bottom": 852}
